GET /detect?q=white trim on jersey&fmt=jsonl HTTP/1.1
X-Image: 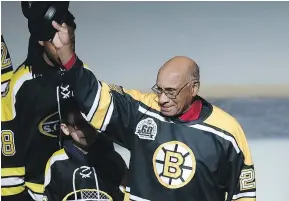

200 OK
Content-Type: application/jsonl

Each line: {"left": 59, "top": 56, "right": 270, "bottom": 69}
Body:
{"left": 130, "top": 194, "right": 151, "bottom": 201}
{"left": 191, "top": 124, "right": 240, "bottom": 153}
{"left": 44, "top": 153, "right": 69, "bottom": 187}
{"left": 100, "top": 96, "right": 114, "bottom": 131}
{"left": 11, "top": 72, "right": 33, "bottom": 119}
{"left": 119, "top": 185, "right": 125, "bottom": 193}
{"left": 28, "top": 189, "right": 44, "bottom": 201}
{"left": 138, "top": 105, "right": 240, "bottom": 153}
{"left": 1, "top": 177, "right": 24, "bottom": 186}
{"left": 138, "top": 106, "right": 171, "bottom": 123}
{"left": 232, "top": 191, "right": 256, "bottom": 200}
{"left": 1, "top": 82, "right": 8, "bottom": 93}
{"left": 125, "top": 186, "right": 150, "bottom": 201}
{"left": 86, "top": 80, "right": 102, "bottom": 122}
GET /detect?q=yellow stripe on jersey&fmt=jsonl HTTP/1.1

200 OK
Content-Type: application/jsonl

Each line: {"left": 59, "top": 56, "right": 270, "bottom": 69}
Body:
{"left": 1, "top": 167, "right": 25, "bottom": 196}
{"left": 25, "top": 182, "right": 44, "bottom": 194}
{"left": 1, "top": 167, "right": 25, "bottom": 177}
{"left": 44, "top": 149, "right": 68, "bottom": 187}
{"left": 90, "top": 82, "right": 158, "bottom": 130}
{"left": 204, "top": 105, "right": 253, "bottom": 166}
{"left": 83, "top": 64, "right": 89, "bottom": 69}
{"left": 1, "top": 65, "right": 33, "bottom": 121}
{"left": 90, "top": 82, "right": 112, "bottom": 129}
{"left": 44, "top": 149, "right": 67, "bottom": 176}
{"left": 1, "top": 186, "right": 25, "bottom": 196}
{"left": 123, "top": 191, "right": 130, "bottom": 201}
{"left": 1, "top": 70, "right": 13, "bottom": 83}
{"left": 123, "top": 89, "right": 160, "bottom": 111}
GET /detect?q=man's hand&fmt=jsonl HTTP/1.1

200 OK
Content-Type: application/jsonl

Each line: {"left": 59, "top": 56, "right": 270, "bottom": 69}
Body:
{"left": 51, "top": 20, "right": 74, "bottom": 65}
{"left": 51, "top": 21, "right": 71, "bottom": 49}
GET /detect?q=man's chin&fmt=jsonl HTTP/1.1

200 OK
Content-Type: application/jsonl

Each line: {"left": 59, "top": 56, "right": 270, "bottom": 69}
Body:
{"left": 160, "top": 110, "right": 176, "bottom": 117}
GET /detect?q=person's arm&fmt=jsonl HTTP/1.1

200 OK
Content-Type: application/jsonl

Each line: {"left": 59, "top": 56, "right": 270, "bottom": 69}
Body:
{"left": 1, "top": 66, "right": 40, "bottom": 201}
{"left": 52, "top": 20, "right": 159, "bottom": 149}
{"left": 225, "top": 124, "right": 256, "bottom": 201}
{"left": 1, "top": 34, "right": 14, "bottom": 96}
{"left": 43, "top": 162, "right": 58, "bottom": 201}
{"left": 88, "top": 136, "right": 128, "bottom": 187}
{"left": 43, "top": 150, "right": 67, "bottom": 201}
{"left": 2, "top": 71, "right": 47, "bottom": 200}
{"left": 60, "top": 55, "right": 158, "bottom": 149}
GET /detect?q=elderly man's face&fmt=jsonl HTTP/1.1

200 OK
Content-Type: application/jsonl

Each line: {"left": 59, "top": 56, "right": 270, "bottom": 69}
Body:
{"left": 154, "top": 71, "right": 197, "bottom": 117}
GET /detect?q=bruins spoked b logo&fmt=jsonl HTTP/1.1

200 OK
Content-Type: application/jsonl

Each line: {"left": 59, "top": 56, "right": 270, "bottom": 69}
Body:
{"left": 153, "top": 141, "right": 196, "bottom": 189}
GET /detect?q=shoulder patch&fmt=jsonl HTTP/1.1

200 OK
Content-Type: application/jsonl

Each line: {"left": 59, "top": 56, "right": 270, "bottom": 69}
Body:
{"left": 1, "top": 40, "right": 12, "bottom": 69}
{"left": 1, "top": 81, "right": 10, "bottom": 97}
{"left": 108, "top": 84, "right": 124, "bottom": 95}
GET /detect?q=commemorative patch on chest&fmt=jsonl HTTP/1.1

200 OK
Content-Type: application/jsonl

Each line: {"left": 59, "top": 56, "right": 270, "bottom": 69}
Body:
{"left": 135, "top": 118, "right": 157, "bottom": 140}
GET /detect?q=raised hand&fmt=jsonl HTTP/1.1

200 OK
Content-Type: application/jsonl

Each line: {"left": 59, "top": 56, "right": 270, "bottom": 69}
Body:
{"left": 51, "top": 20, "right": 72, "bottom": 49}
{"left": 51, "top": 20, "right": 74, "bottom": 65}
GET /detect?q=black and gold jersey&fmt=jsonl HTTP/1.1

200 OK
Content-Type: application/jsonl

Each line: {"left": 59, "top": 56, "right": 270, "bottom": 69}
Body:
{"left": 43, "top": 140, "right": 124, "bottom": 201}
{"left": 59, "top": 57, "right": 256, "bottom": 201}
{"left": 1, "top": 35, "right": 14, "bottom": 96}
{"left": 1, "top": 61, "right": 62, "bottom": 201}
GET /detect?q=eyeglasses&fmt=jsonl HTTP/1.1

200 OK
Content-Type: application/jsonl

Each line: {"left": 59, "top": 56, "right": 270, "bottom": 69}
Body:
{"left": 65, "top": 119, "right": 88, "bottom": 131}
{"left": 66, "top": 122, "right": 81, "bottom": 131}
{"left": 151, "top": 80, "right": 199, "bottom": 99}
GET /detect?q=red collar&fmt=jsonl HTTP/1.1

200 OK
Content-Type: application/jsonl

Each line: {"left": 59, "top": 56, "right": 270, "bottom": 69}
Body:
{"left": 179, "top": 99, "right": 203, "bottom": 121}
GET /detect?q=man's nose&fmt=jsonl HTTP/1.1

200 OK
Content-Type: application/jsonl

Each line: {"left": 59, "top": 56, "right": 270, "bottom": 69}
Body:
{"left": 158, "top": 92, "right": 169, "bottom": 105}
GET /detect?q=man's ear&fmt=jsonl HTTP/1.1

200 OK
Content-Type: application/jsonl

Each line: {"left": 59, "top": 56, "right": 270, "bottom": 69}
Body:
{"left": 192, "top": 81, "right": 200, "bottom": 97}
{"left": 38, "top": 41, "right": 44, "bottom": 46}
{"left": 60, "top": 123, "right": 70, "bottom": 136}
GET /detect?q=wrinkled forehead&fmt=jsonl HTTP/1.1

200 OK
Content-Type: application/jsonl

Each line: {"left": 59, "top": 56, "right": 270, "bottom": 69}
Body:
{"left": 156, "top": 71, "right": 186, "bottom": 89}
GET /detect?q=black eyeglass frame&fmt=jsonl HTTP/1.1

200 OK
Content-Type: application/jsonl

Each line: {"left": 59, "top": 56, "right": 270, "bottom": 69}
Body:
{"left": 151, "top": 80, "right": 199, "bottom": 99}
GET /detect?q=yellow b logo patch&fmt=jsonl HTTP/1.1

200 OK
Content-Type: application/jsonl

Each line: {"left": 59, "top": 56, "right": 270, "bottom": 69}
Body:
{"left": 153, "top": 141, "right": 196, "bottom": 189}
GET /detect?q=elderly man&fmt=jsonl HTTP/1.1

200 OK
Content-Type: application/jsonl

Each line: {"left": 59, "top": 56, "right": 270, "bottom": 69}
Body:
{"left": 51, "top": 20, "right": 256, "bottom": 201}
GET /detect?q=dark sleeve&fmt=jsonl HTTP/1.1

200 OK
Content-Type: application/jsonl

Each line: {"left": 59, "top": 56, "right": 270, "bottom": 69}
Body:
{"left": 43, "top": 158, "right": 60, "bottom": 201}
{"left": 1, "top": 120, "right": 27, "bottom": 200}
{"left": 87, "top": 135, "right": 127, "bottom": 187}
{"left": 225, "top": 124, "right": 256, "bottom": 201}
{"left": 43, "top": 183, "right": 58, "bottom": 201}
{"left": 226, "top": 155, "right": 256, "bottom": 201}
{"left": 62, "top": 57, "right": 158, "bottom": 149}
{"left": 0, "top": 190, "right": 35, "bottom": 201}
{"left": 1, "top": 69, "right": 35, "bottom": 200}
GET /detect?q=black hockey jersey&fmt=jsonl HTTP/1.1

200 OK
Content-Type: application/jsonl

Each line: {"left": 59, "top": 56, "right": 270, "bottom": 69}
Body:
{"left": 43, "top": 140, "right": 123, "bottom": 201}
{"left": 1, "top": 35, "right": 14, "bottom": 96}
{"left": 60, "top": 56, "right": 257, "bottom": 201}
{"left": 1, "top": 60, "right": 63, "bottom": 200}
